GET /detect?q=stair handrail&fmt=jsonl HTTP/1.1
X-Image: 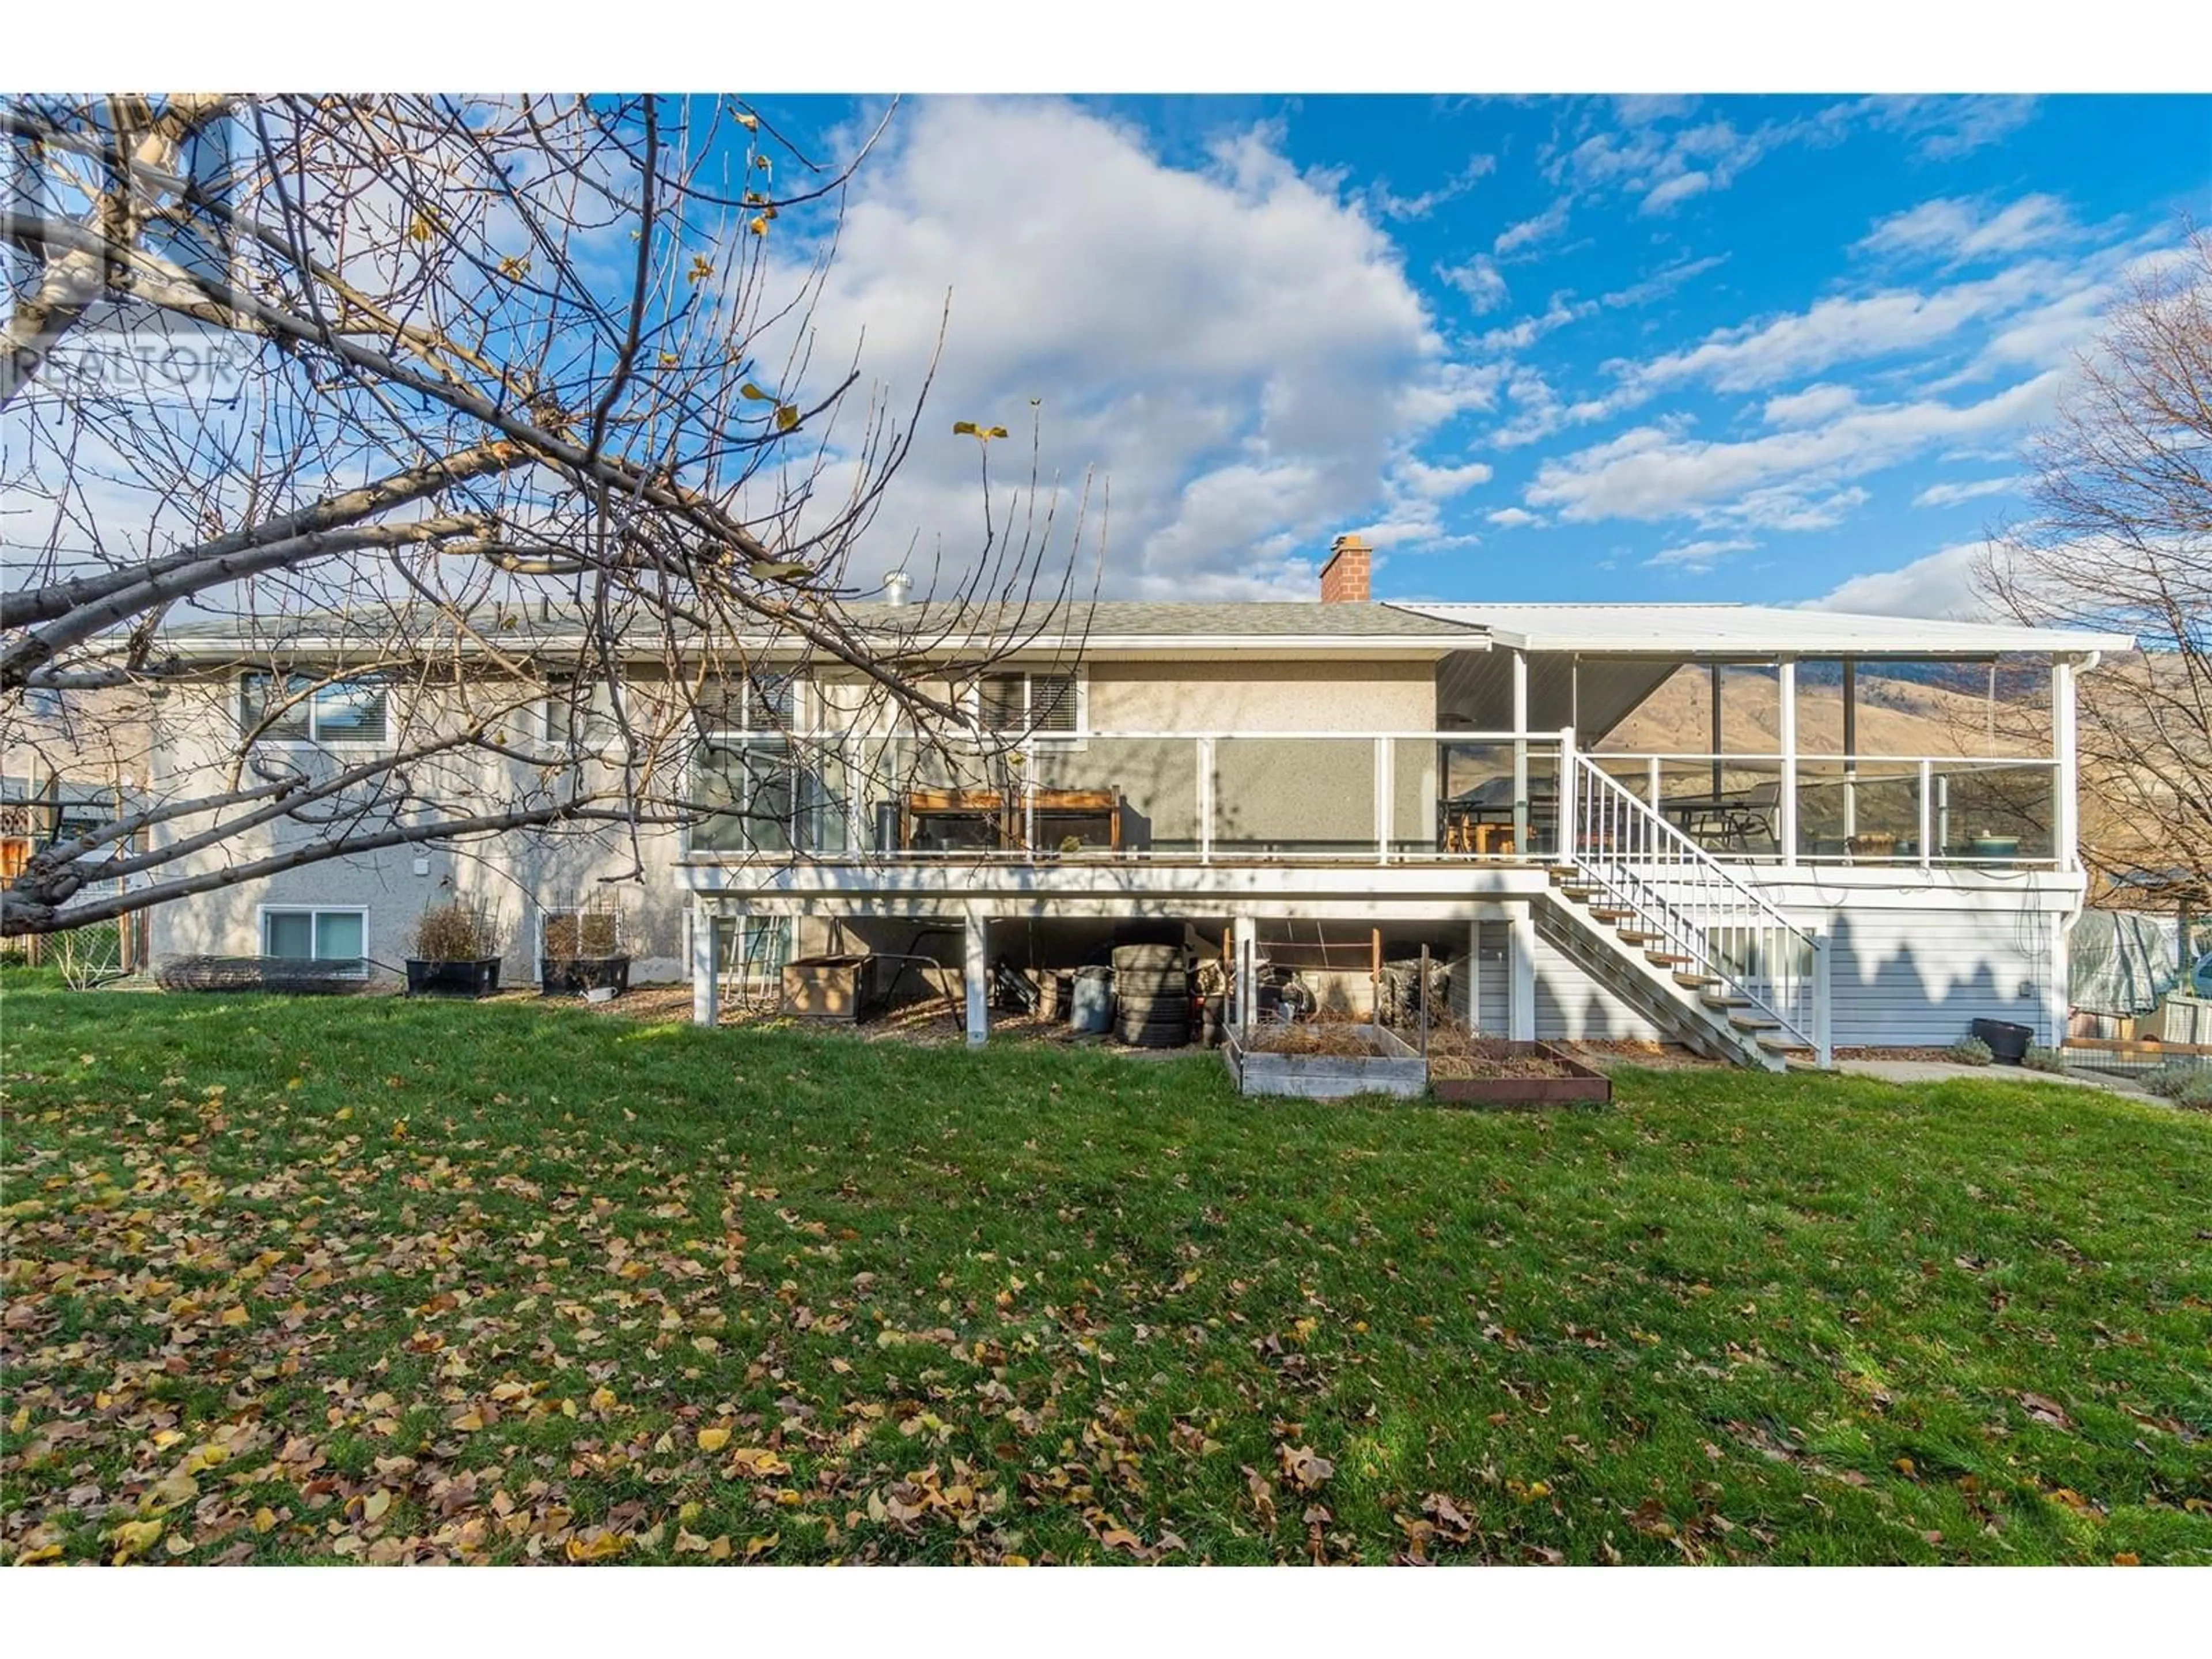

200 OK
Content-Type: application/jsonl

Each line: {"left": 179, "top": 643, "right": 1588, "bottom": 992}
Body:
{"left": 1561, "top": 734, "right": 1824, "bottom": 1054}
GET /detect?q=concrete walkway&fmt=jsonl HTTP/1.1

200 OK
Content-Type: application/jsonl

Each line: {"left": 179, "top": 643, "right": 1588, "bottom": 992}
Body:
{"left": 1835, "top": 1058, "right": 2152, "bottom": 1097}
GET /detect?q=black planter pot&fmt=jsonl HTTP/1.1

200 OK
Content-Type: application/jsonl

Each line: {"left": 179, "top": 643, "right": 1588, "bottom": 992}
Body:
{"left": 1969, "top": 1017, "right": 2035, "bottom": 1065}
{"left": 406, "top": 957, "right": 502, "bottom": 998}
{"left": 540, "top": 955, "right": 631, "bottom": 997}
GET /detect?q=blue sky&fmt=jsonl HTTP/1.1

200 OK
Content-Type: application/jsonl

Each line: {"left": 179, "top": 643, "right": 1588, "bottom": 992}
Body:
{"left": 737, "top": 93, "right": 2210, "bottom": 612}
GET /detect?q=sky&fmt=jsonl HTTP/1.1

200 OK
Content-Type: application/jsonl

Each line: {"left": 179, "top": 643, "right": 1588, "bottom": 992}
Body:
{"left": 734, "top": 92, "right": 2212, "bottom": 615}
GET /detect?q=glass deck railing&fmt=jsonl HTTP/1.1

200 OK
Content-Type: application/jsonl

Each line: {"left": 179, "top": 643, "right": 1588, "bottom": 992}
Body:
{"left": 681, "top": 733, "right": 2062, "bottom": 869}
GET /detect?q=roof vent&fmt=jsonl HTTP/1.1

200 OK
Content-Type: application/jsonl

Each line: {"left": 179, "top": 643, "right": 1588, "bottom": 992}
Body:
{"left": 882, "top": 570, "right": 912, "bottom": 608}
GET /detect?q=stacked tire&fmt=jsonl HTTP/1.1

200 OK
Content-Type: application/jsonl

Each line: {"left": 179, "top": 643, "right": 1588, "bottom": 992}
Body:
{"left": 1111, "top": 944, "right": 1191, "bottom": 1048}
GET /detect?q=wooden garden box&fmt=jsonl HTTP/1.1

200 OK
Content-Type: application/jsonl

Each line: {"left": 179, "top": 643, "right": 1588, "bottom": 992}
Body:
{"left": 1224, "top": 1023, "right": 1427, "bottom": 1099}
{"left": 1428, "top": 1040, "right": 1612, "bottom": 1107}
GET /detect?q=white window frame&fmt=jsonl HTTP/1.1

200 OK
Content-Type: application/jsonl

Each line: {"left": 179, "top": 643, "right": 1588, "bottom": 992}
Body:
{"left": 256, "top": 903, "right": 370, "bottom": 976}
{"left": 685, "top": 673, "right": 850, "bottom": 857}
{"left": 239, "top": 672, "right": 391, "bottom": 748}
{"left": 969, "top": 668, "right": 1086, "bottom": 743}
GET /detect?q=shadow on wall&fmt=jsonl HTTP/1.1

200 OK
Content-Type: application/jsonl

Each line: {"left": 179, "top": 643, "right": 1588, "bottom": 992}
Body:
{"left": 1830, "top": 911, "right": 2052, "bottom": 1048}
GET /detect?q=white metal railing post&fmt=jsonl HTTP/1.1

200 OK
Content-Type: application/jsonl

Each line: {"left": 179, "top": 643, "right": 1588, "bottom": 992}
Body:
{"left": 1778, "top": 658, "right": 1798, "bottom": 868}
{"left": 1646, "top": 755, "right": 1662, "bottom": 815}
{"left": 1511, "top": 650, "right": 1530, "bottom": 857}
{"left": 1196, "top": 737, "right": 1215, "bottom": 866}
{"left": 1374, "top": 736, "right": 1391, "bottom": 865}
{"left": 1918, "top": 760, "right": 1933, "bottom": 872}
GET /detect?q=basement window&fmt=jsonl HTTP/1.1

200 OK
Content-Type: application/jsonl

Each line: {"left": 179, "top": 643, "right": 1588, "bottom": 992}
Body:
{"left": 260, "top": 906, "right": 368, "bottom": 975}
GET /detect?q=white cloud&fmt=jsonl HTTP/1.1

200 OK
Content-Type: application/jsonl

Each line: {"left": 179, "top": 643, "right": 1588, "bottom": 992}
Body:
{"left": 1912, "top": 475, "right": 2025, "bottom": 508}
{"left": 1859, "top": 193, "right": 2073, "bottom": 263}
{"left": 1484, "top": 506, "right": 1541, "bottom": 529}
{"left": 1440, "top": 254, "right": 1510, "bottom": 313}
{"left": 1618, "top": 270, "right": 2049, "bottom": 393}
{"left": 1858, "top": 95, "right": 2040, "bottom": 161}
{"left": 1396, "top": 459, "right": 1494, "bottom": 499}
{"left": 1600, "top": 254, "right": 1728, "bottom": 309}
{"left": 1763, "top": 384, "right": 1860, "bottom": 426}
{"left": 1493, "top": 197, "right": 1570, "bottom": 256}
{"left": 1639, "top": 170, "right": 1711, "bottom": 214}
{"left": 1524, "top": 374, "right": 2061, "bottom": 527}
{"left": 1368, "top": 152, "right": 1497, "bottom": 222}
{"left": 1478, "top": 292, "right": 1596, "bottom": 353}
{"left": 741, "top": 99, "right": 1471, "bottom": 599}
{"left": 1645, "top": 536, "right": 1758, "bottom": 573}
{"left": 1806, "top": 541, "right": 1994, "bottom": 618}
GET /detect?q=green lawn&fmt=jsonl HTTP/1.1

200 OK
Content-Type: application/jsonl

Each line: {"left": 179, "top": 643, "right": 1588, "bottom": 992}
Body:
{"left": 2, "top": 972, "right": 2207, "bottom": 1566}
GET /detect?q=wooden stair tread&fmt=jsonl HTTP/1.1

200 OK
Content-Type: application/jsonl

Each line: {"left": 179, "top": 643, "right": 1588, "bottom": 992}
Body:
{"left": 1644, "top": 952, "right": 1694, "bottom": 967}
{"left": 1672, "top": 971, "right": 1722, "bottom": 989}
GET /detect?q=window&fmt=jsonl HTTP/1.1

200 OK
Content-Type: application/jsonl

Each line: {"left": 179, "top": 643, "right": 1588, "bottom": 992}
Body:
{"left": 261, "top": 906, "right": 367, "bottom": 974}
{"left": 240, "top": 673, "right": 388, "bottom": 744}
{"left": 976, "top": 671, "right": 1080, "bottom": 737}
{"left": 689, "top": 674, "right": 847, "bottom": 855}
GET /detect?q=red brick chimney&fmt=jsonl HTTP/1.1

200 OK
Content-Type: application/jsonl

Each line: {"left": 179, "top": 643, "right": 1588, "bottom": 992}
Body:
{"left": 1320, "top": 534, "right": 1371, "bottom": 603}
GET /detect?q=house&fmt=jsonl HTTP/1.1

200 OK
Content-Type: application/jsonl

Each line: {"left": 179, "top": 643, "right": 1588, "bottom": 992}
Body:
{"left": 116, "top": 535, "right": 2133, "bottom": 1067}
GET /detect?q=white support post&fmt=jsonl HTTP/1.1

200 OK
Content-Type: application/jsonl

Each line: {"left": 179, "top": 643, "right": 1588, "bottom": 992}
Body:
{"left": 1373, "top": 736, "right": 1392, "bottom": 865}
{"left": 691, "top": 902, "right": 719, "bottom": 1027}
{"left": 1812, "top": 922, "right": 1833, "bottom": 1070}
{"left": 1196, "top": 737, "right": 1215, "bottom": 865}
{"left": 2047, "top": 910, "right": 2070, "bottom": 1047}
{"left": 1232, "top": 915, "right": 1258, "bottom": 1037}
{"left": 1510, "top": 649, "right": 1531, "bottom": 857}
{"left": 963, "top": 911, "right": 990, "bottom": 1048}
{"left": 1468, "top": 920, "right": 1483, "bottom": 1034}
{"left": 1557, "top": 727, "right": 1578, "bottom": 861}
{"left": 1777, "top": 658, "right": 1798, "bottom": 866}
{"left": 1646, "top": 755, "right": 1662, "bottom": 815}
{"left": 1508, "top": 904, "right": 1537, "bottom": 1041}
{"left": 2052, "top": 655, "right": 2079, "bottom": 873}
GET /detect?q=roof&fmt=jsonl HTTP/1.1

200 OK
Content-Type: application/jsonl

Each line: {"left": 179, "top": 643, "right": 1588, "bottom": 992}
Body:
{"left": 152, "top": 596, "right": 2131, "bottom": 662}
{"left": 156, "top": 600, "right": 1487, "bottom": 658}
{"left": 1390, "top": 602, "right": 2135, "bottom": 657}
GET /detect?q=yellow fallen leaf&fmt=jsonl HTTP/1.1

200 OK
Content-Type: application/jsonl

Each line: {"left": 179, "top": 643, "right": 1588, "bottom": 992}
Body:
{"left": 7, "top": 1407, "right": 26, "bottom": 1434}
{"left": 726, "top": 1448, "right": 791, "bottom": 1479}
{"left": 110, "top": 1519, "right": 163, "bottom": 1558}
{"left": 697, "top": 1427, "right": 730, "bottom": 1453}
{"left": 449, "top": 1410, "right": 485, "bottom": 1432}
{"left": 744, "top": 1532, "right": 779, "bottom": 1561}
{"left": 252, "top": 1508, "right": 278, "bottom": 1535}
{"left": 589, "top": 1387, "right": 618, "bottom": 1412}
{"left": 565, "top": 1530, "right": 628, "bottom": 1563}
{"left": 706, "top": 1535, "right": 732, "bottom": 1560}
{"left": 362, "top": 1490, "right": 392, "bottom": 1523}
{"left": 14, "top": 1542, "right": 64, "bottom": 1565}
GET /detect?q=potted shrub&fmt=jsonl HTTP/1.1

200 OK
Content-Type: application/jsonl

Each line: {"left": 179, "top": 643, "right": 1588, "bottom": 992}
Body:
{"left": 539, "top": 904, "right": 631, "bottom": 998}
{"left": 404, "top": 900, "right": 505, "bottom": 997}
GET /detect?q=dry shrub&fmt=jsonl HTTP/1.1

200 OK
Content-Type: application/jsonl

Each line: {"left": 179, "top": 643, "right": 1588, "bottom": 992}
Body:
{"left": 543, "top": 910, "right": 624, "bottom": 959}
{"left": 408, "top": 901, "right": 503, "bottom": 961}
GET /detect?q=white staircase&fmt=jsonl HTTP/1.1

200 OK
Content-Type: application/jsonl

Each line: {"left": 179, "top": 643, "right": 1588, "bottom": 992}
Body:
{"left": 1543, "top": 745, "right": 1830, "bottom": 1071}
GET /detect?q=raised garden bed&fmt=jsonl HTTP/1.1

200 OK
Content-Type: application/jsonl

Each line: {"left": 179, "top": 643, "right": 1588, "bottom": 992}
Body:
{"left": 1427, "top": 1038, "right": 1612, "bottom": 1107}
{"left": 154, "top": 955, "right": 371, "bottom": 996}
{"left": 1225, "top": 1021, "right": 1425, "bottom": 1099}
{"left": 406, "top": 957, "right": 502, "bottom": 999}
